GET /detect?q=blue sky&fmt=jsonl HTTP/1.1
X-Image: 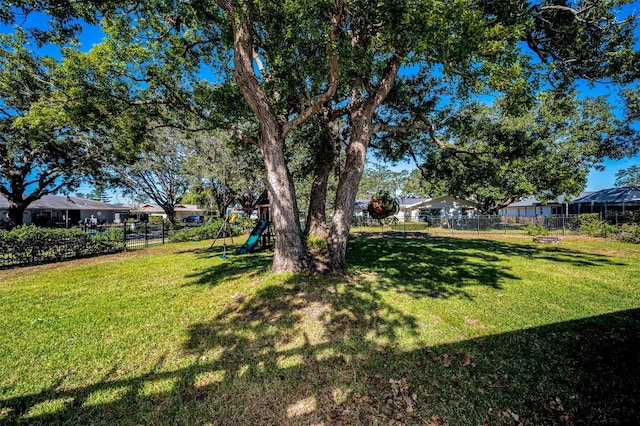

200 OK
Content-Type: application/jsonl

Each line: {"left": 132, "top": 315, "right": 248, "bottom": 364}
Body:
{"left": 587, "top": 158, "right": 638, "bottom": 190}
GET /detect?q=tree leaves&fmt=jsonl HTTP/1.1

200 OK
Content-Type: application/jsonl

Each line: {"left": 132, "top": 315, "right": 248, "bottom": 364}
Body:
{"left": 410, "top": 92, "right": 631, "bottom": 212}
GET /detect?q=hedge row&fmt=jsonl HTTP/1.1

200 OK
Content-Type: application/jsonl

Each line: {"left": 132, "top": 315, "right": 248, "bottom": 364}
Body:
{"left": 0, "top": 225, "right": 125, "bottom": 268}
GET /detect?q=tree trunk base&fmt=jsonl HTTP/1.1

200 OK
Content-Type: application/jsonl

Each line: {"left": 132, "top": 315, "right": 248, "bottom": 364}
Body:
{"left": 307, "top": 247, "right": 334, "bottom": 274}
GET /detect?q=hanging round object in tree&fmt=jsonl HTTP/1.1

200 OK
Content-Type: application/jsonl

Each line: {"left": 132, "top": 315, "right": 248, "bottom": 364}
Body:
{"left": 367, "top": 191, "right": 399, "bottom": 220}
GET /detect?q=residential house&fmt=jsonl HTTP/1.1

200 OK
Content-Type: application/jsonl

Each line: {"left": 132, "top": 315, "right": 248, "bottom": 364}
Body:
{"left": 0, "top": 195, "right": 130, "bottom": 226}
{"left": 354, "top": 196, "right": 480, "bottom": 222}
{"left": 133, "top": 203, "right": 205, "bottom": 222}
{"left": 395, "top": 196, "right": 480, "bottom": 222}
{"left": 499, "top": 192, "right": 592, "bottom": 218}
{"left": 570, "top": 186, "right": 640, "bottom": 217}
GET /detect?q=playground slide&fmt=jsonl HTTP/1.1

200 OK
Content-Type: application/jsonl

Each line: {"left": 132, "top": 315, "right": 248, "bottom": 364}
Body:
{"left": 237, "top": 220, "right": 268, "bottom": 254}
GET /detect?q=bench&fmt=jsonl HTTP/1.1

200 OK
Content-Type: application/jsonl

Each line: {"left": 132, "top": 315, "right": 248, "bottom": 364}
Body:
{"left": 533, "top": 236, "right": 561, "bottom": 244}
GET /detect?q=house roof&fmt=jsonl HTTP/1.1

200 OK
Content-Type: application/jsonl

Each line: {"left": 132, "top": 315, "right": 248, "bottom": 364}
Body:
{"left": 506, "top": 192, "right": 593, "bottom": 208}
{"left": 572, "top": 186, "right": 640, "bottom": 204}
{"left": 355, "top": 197, "right": 431, "bottom": 210}
{"left": 398, "top": 197, "right": 431, "bottom": 207}
{"left": 0, "top": 195, "right": 128, "bottom": 211}
{"left": 401, "top": 196, "right": 480, "bottom": 210}
{"left": 134, "top": 203, "right": 204, "bottom": 214}
{"left": 254, "top": 190, "right": 269, "bottom": 207}
{"left": 355, "top": 196, "right": 478, "bottom": 210}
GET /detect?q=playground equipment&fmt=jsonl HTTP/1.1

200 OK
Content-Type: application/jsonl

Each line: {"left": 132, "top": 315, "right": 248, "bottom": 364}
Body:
{"left": 238, "top": 190, "right": 274, "bottom": 254}
{"left": 237, "top": 220, "right": 269, "bottom": 254}
{"left": 238, "top": 191, "right": 274, "bottom": 254}
{"left": 210, "top": 215, "right": 235, "bottom": 258}
{"left": 209, "top": 190, "right": 274, "bottom": 256}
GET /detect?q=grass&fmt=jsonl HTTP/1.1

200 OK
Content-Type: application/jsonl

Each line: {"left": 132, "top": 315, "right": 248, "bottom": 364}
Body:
{"left": 1, "top": 235, "right": 639, "bottom": 425}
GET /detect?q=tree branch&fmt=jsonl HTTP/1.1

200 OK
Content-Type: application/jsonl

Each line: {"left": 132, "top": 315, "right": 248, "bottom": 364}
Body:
{"left": 283, "top": 0, "right": 346, "bottom": 136}
{"left": 364, "top": 51, "right": 405, "bottom": 116}
{"left": 538, "top": 5, "right": 588, "bottom": 23}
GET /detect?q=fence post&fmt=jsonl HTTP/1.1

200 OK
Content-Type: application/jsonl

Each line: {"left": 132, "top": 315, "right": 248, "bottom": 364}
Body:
{"left": 162, "top": 220, "right": 165, "bottom": 244}
{"left": 477, "top": 215, "right": 480, "bottom": 235}
{"left": 123, "top": 222, "right": 127, "bottom": 250}
{"left": 144, "top": 223, "right": 148, "bottom": 247}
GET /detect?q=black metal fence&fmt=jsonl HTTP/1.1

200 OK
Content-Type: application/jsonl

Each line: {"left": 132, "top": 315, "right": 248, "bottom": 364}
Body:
{"left": 0, "top": 227, "right": 125, "bottom": 269}
{"left": 420, "top": 215, "right": 583, "bottom": 235}
{"left": 0, "top": 219, "right": 240, "bottom": 268}
{"left": 0, "top": 222, "right": 209, "bottom": 269}
{"left": 3, "top": 213, "right": 637, "bottom": 269}
{"left": 95, "top": 222, "right": 169, "bottom": 250}
{"left": 355, "top": 214, "right": 638, "bottom": 236}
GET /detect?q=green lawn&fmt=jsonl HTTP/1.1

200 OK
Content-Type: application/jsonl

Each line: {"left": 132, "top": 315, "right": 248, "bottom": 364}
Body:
{"left": 1, "top": 235, "right": 639, "bottom": 425}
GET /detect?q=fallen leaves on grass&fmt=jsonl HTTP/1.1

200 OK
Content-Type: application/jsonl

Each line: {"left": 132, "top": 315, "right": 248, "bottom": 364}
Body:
{"left": 547, "top": 397, "right": 572, "bottom": 423}
{"left": 442, "top": 353, "right": 452, "bottom": 367}
{"left": 427, "top": 414, "right": 448, "bottom": 426}
{"left": 462, "top": 354, "right": 473, "bottom": 367}
{"left": 323, "top": 376, "right": 425, "bottom": 425}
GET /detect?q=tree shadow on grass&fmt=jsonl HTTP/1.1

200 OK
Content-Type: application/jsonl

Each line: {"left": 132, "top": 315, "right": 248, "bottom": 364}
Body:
{"left": 180, "top": 245, "right": 273, "bottom": 288}
{"left": 344, "top": 235, "right": 625, "bottom": 300}
{"left": 183, "top": 235, "right": 514, "bottom": 298}
{"left": 180, "top": 236, "right": 621, "bottom": 299}
{"left": 1, "top": 236, "right": 637, "bottom": 425}
{"left": 3, "top": 280, "right": 637, "bottom": 425}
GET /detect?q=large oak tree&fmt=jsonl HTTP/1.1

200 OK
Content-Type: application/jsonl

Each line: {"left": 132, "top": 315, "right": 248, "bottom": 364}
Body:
{"left": 402, "top": 93, "right": 634, "bottom": 213}
{"left": 3, "top": 1, "right": 638, "bottom": 273}
{"left": 0, "top": 34, "right": 95, "bottom": 225}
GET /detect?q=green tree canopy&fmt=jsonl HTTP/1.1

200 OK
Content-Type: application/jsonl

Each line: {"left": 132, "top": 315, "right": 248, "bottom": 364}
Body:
{"left": 615, "top": 165, "right": 640, "bottom": 187}
{"left": 2, "top": 1, "right": 638, "bottom": 272}
{"left": 401, "top": 92, "right": 632, "bottom": 213}
{"left": 357, "top": 163, "right": 409, "bottom": 200}
{"left": 184, "top": 131, "right": 266, "bottom": 217}
{"left": 0, "top": 33, "right": 99, "bottom": 225}
{"left": 113, "top": 130, "right": 193, "bottom": 223}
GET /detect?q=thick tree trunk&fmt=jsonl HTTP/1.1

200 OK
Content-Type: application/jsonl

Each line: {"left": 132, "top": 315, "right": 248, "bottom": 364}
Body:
{"left": 305, "top": 129, "right": 335, "bottom": 240}
{"left": 7, "top": 203, "right": 27, "bottom": 226}
{"left": 326, "top": 54, "right": 404, "bottom": 271}
{"left": 162, "top": 204, "right": 176, "bottom": 223}
{"left": 261, "top": 125, "right": 308, "bottom": 273}
{"left": 224, "top": 9, "right": 308, "bottom": 273}
{"left": 218, "top": 0, "right": 343, "bottom": 273}
{"left": 328, "top": 121, "right": 371, "bottom": 271}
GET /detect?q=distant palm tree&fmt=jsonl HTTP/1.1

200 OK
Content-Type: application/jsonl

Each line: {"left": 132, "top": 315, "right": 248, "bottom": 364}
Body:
{"left": 615, "top": 165, "right": 640, "bottom": 187}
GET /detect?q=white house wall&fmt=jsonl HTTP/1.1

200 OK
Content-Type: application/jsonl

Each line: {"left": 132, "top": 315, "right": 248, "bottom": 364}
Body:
{"left": 501, "top": 205, "right": 553, "bottom": 217}
{"left": 395, "top": 196, "right": 479, "bottom": 222}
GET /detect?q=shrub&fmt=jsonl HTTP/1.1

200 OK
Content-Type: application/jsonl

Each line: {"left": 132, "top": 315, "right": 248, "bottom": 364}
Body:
{"left": 306, "top": 235, "right": 327, "bottom": 249}
{"left": 617, "top": 223, "right": 640, "bottom": 244}
{"left": 524, "top": 223, "right": 549, "bottom": 236}
{"left": 235, "top": 216, "right": 257, "bottom": 232}
{"left": 617, "top": 210, "right": 640, "bottom": 225}
{"left": 390, "top": 221, "right": 430, "bottom": 231}
{"left": 168, "top": 219, "right": 242, "bottom": 243}
{"left": 0, "top": 225, "right": 124, "bottom": 267}
{"left": 579, "top": 213, "right": 619, "bottom": 237}
{"left": 149, "top": 216, "right": 164, "bottom": 224}
{"left": 93, "top": 225, "right": 125, "bottom": 244}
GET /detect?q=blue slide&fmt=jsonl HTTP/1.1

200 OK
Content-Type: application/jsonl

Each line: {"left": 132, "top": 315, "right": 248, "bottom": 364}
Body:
{"left": 237, "top": 220, "right": 268, "bottom": 254}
